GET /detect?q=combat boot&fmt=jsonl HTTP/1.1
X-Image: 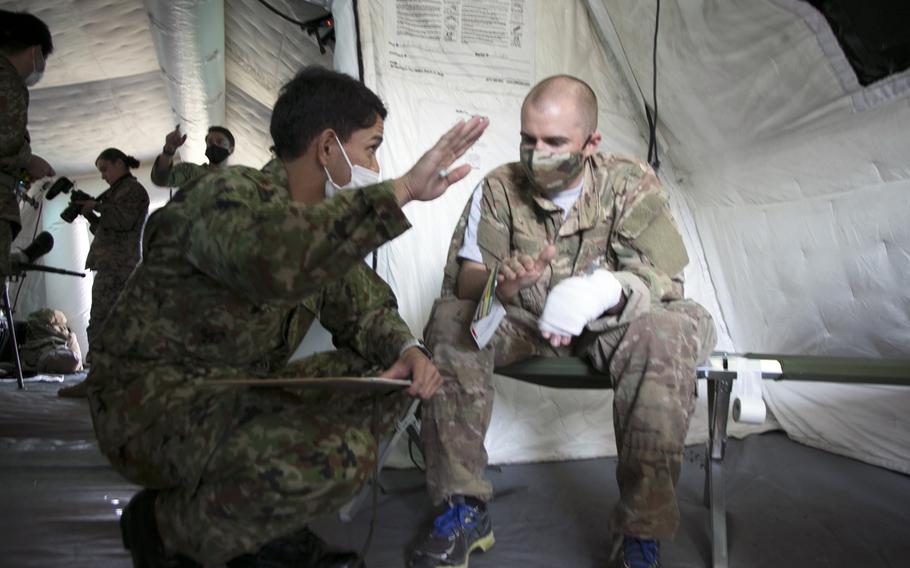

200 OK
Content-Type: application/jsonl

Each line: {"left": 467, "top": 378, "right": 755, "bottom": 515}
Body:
{"left": 120, "top": 489, "right": 201, "bottom": 568}
{"left": 226, "top": 527, "right": 362, "bottom": 568}
{"left": 57, "top": 379, "right": 89, "bottom": 398}
{"left": 409, "top": 496, "right": 494, "bottom": 568}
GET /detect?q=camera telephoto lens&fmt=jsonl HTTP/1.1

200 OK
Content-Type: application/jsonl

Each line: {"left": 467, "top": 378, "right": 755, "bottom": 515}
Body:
{"left": 59, "top": 203, "right": 81, "bottom": 223}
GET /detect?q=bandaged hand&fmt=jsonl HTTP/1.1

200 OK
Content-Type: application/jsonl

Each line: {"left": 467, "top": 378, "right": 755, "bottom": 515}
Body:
{"left": 538, "top": 270, "right": 623, "bottom": 341}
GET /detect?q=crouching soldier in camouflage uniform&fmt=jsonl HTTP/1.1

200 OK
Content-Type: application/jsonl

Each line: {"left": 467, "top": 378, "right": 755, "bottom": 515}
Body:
{"left": 409, "top": 75, "right": 716, "bottom": 568}
{"left": 86, "top": 67, "right": 488, "bottom": 568}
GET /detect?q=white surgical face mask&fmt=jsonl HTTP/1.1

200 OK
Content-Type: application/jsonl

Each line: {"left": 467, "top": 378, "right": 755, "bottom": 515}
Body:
{"left": 24, "top": 48, "right": 45, "bottom": 87}
{"left": 324, "top": 134, "right": 380, "bottom": 198}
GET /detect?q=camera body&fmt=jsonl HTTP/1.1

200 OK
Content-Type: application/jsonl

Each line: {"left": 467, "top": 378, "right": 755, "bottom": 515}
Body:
{"left": 45, "top": 177, "right": 94, "bottom": 223}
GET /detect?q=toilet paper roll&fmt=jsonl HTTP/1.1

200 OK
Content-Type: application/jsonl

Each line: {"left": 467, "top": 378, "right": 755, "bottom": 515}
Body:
{"left": 732, "top": 397, "right": 766, "bottom": 424}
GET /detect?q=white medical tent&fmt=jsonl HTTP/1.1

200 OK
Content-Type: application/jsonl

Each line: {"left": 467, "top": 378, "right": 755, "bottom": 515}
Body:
{"left": 6, "top": 0, "right": 910, "bottom": 480}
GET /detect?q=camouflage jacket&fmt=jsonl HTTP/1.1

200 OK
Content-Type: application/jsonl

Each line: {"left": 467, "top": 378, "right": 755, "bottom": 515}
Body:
{"left": 0, "top": 55, "right": 29, "bottom": 228}
{"left": 442, "top": 153, "right": 689, "bottom": 329}
{"left": 88, "top": 160, "right": 414, "bottom": 447}
{"left": 150, "top": 156, "right": 218, "bottom": 188}
{"left": 84, "top": 174, "right": 149, "bottom": 271}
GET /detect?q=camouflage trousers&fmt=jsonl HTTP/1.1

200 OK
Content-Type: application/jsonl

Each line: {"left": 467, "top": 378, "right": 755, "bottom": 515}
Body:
{"left": 86, "top": 268, "right": 133, "bottom": 362}
{"left": 422, "top": 297, "right": 716, "bottom": 539}
{"left": 98, "top": 350, "right": 411, "bottom": 563}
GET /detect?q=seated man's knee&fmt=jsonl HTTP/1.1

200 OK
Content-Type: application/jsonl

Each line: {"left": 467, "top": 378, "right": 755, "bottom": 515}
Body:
{"left": 623, "top": 306, "right": 707, "bottom": 365}
{"left": 424, "top": 297, "right": 478, "bottom": 350}
{"left": 668, "top": 301, "right": 717, "bottom": 362}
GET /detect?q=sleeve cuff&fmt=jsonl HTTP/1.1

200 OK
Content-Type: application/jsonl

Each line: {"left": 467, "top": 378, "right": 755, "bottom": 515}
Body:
{"left": 359, "top": 182, "right": 411, "bottom": 242}
{"left": 399, "top": 337, "right": 433, "bottom": 360}
{"left": 585, "top": 271, "right": 652, "bottom": 332}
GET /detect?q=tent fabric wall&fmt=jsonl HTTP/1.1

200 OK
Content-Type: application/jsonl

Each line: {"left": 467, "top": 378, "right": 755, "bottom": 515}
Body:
{"left": 600, "top": 0, "right": 910, "bottom": 473}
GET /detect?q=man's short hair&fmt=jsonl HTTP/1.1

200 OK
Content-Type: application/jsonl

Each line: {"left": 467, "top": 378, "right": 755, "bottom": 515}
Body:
{"left": 0, "top": 10, "right": 53, "bottom": 57}
{"left": 524, "top": 75, "right": 598, "bottom": 134}
{"left": 207, "top": 126, "right": 235, "bottom": 149}
{"left": 270, "top": 66, "right": 388, "bottom": 161}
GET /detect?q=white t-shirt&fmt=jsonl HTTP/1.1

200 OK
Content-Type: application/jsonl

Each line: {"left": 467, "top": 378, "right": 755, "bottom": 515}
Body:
{"left": 458, "top": 179, "right": 584, "bottom": 263}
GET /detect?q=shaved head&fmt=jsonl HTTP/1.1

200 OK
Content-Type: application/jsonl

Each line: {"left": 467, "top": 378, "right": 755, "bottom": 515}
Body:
{"left": 523, "top": 75, "right": 598, "bottom": 134}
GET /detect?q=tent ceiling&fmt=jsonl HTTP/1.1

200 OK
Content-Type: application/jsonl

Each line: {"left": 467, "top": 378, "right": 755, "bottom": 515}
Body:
{"left": 1, "top": 0, "right": 332, "bottom": 177}
{"left": 805, "top": 0, "right": 910, "bottom": 86}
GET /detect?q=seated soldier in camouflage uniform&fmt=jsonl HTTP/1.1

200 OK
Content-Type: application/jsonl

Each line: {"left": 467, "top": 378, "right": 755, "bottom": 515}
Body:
{"left": 409, "top": 75, "right": 716, "bottom": 568}
{"left": 86, "top": 67, "right": 487, "bottom": 568}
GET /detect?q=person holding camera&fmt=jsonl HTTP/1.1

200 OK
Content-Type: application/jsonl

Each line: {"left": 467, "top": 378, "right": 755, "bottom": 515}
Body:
{"left": 58, "top": 148, "right": 148, "bottom": 398}
{"left": 0, "top": 10, "right": 55, "bottom": 277}
{"left": 150, "top": 124, "right": 235, "bottom": 189}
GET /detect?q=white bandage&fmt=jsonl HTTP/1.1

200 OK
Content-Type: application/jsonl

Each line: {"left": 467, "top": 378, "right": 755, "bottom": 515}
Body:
{"left": 538, "top": 270, "right": 623, "bottom": 336}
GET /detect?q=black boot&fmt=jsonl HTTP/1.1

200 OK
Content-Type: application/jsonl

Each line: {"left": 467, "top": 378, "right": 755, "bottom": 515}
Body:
{"left": 226, "top": 527, "right": 363, "bottom": 568}
{"left": 120, "top": 489, "right": 201, "bottom": 568}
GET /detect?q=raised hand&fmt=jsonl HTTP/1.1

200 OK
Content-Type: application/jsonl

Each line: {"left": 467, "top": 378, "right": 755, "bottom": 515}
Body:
{"left": 392, "top": 116, "right": 489, "bottom": 205}
{"left": 496, "top": 244, "right": 556, "bottom": 302}
{"left": 163, "top": 125, "right": 187, "bottom": 154}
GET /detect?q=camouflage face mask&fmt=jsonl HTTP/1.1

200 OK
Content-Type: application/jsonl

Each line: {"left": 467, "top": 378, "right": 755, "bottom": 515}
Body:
{"left": 520, "top": 145, "right": 586, "bottom": 194}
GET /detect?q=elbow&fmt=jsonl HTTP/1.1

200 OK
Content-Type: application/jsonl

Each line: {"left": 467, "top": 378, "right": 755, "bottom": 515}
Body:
{"left": 454, "top": 276, "right": 471, "bottom": 301}
{"left": 150, "top": 167, "right": 168, "bottom": 187}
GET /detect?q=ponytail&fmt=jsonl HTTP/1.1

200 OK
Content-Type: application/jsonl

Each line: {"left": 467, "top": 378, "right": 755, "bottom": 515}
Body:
{"left": 96, "top": 147, "right": 139, "bottom": 169}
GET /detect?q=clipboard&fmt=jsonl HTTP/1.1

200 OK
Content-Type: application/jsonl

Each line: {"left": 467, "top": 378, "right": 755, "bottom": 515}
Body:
{"left": 203, "top": 376, "right": 412, "bottom": 391}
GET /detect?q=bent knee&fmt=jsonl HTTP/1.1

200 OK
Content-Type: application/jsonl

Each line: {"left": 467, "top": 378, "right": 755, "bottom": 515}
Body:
{"left": 624, "top": 303, "right": 715, "bottom": 363}
{"left": 424, "top": 297, "right": 478, "bottom": 349}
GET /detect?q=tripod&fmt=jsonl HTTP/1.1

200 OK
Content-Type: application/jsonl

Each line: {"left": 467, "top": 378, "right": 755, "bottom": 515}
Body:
{"left": 3, "top": 262, "right": 85, "bottom": 390}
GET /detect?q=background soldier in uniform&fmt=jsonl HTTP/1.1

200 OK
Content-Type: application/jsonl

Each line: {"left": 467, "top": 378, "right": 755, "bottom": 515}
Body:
{"left": 0, "top": 10, "right": 54, "bottom": 276}
{"left": 58, "top": 148, "right": 149, "bottom": 397}
{"left": 86, "top": 67, "right": 487, "bottom": 567}
{"left": 409, "top": 75, "right": 716, "bottom": 568}
{"left": 150, "top": 124, "right": 237, "bottom": 189}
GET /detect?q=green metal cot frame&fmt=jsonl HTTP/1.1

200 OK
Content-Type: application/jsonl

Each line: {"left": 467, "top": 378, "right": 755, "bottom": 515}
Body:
{"left": 341, "top": 353, "right": 910, "bottom": 568}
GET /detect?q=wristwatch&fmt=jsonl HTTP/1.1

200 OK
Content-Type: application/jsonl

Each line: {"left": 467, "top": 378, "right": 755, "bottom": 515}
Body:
{"left": 399, "top": 338, "right": 433, "bottom": 360}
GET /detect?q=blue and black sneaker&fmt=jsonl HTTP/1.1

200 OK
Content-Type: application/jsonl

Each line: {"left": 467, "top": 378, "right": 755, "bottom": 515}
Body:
{"left": 409, "top": 496, "right": 495, "bottom": 568}
{"left": 611, "top": 535, "right": 661, "bottom": 568}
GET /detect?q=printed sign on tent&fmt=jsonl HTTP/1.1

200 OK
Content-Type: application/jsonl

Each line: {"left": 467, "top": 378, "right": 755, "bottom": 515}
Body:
{"left": 384, "top": 0, "right": 536, "bottom": 95}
